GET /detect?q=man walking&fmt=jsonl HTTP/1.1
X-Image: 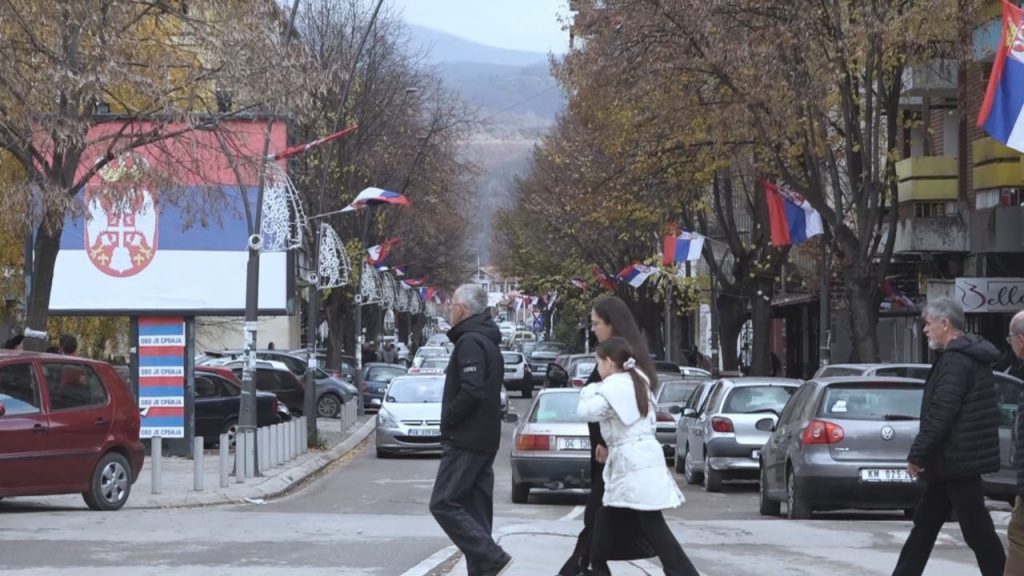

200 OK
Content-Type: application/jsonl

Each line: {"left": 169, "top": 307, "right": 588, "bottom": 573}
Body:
{"left": 429, "top": 284, "right": 512, "bottom": 576}
{"left": 893, "top": 297, "right": 1005, "bottom": 576}
{"left": 1004, "top": 310, "right": 1024, "bottom": 576}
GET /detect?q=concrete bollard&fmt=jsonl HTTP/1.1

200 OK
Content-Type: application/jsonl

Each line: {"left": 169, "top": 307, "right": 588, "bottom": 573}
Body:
{"left": 235, "top": 431, "right": 246, "bottom": 483}
{"left": 286, "top": 420, "right": 294, "bottom": 461}
{"left": 193, "top": 436, "right": 204, "bottom": 492}
{"left": 219, "top": 434, "right": 230, "bottom": 488}
{"left": 244, "top": 430, "right": 255, "bottom": 478}
{"left": 274, "top": 423, "right": 283, "bottom": 467}
{"left": 301, "top": 417, "right": 308, "bottom": 454}
{"left": 256, "top": 427, "right": 265, "bottom": 476}
{"left": 151, "top": 437, "right": 162, "bottom": 494}
{"left": 268, "top": 425, "right": 277, "bottom": 468}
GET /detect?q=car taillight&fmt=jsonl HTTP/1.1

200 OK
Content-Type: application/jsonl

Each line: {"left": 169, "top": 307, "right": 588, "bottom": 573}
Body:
{"left": 656, "top": 411, "right": 674, "bottom": 423}
{"left": 272, "top": 398, "right": 278, "bottom": 415}
{"left": 711, "top": 417, "right": 734, "bottom": 433}
{"left": 802, "top": 420, "right": 845, "bottom": 445}
{"left": 515, "top": 434, "right": 551, "bottom": 451}
{"left": 570, "top": 378, "right": 585, "bottom": 387}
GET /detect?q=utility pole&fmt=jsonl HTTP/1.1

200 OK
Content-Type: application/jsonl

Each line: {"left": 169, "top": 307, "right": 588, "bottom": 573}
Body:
{"left": 663, "top": 276, "right": 672, "bottom": 363}
{"left": 818, "top": 238, "right": 831, "bottom": 368}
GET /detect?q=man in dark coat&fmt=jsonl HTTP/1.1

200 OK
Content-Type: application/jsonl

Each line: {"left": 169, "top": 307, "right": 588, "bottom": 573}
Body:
{"left": 429, "top": 284, "right": 512, "bottom": 576}
{"left": 892, "top": 297, "right": 1005, "bottom": 576}
{"left": 1004, "top": 310, "right": 1024, "bottom": 575}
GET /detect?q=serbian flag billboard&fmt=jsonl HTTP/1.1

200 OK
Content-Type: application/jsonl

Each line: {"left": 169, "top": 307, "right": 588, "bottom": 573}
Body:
{"left": 978, "top": 0, "right": 1024, "bottom": 152}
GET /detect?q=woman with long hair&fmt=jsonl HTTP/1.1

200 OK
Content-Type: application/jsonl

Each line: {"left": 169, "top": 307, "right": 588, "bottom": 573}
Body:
{"left": 578, "top": 336, "right": 699, "bottom": 576}
{"left": 558, "top": 295, "right": 659, "bottom": 576}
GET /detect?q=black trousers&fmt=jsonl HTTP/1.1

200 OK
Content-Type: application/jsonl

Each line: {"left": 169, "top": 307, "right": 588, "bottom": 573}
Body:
{"left": 429, "top": 444, "right": 505, "bottom": 576}
{"left": 892, "top": 475, "right": 1005, "bottom": 576}
{"left": 590, "top": 507, "right": 700, "bottom": 576}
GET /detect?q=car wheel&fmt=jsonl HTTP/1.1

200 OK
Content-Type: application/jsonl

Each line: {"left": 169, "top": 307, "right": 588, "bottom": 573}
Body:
{"left": 704, "top": 453, "right": 722, "bottom": 492}
{"left": 375, "top": 448, "right": 391, "bottom": 459}
{"left": 221, "top": 418, "right": 238, "bottom": 449}
{"left": 759, "top": 465, "right": 781, "bottom": 516}
{"left": 317, "top": 393, "right": 343, "bottom": 418}
{"left": 674, "top": 446, "right": 686, "bottom": 474}
{"left": 683, "top": 445, "right": 703, "bottom": 485}
{"left": 786, "top": 467, "right": 812, "bottom": 520}
{"left": 82, "top": 452, "right": 132, "bottom": 511}
{"left": 511, "top": 481, "right": 531, "bottom": 504}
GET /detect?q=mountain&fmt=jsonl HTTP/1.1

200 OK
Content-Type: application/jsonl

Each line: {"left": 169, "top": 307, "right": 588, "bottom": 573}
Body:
{"left": 406, "top": 25, "right": 550, "bottom": 67}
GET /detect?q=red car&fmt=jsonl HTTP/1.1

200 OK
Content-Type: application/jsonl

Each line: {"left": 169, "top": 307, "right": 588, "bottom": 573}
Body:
{"left": 0, "top": 351, "right": 145, "bottom": 510}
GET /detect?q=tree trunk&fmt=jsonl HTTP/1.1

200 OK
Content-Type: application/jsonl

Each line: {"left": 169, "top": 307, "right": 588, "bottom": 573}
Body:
{"left": 24, "top": 222, "right": 63, "bottom": 352}
{"left": 398, "top": 311, "right": 410, "bottom": 344}
{"left": 748, "top": 282, "right": 774, "bottom": 376}
{"left": 717, "top": 292, "right": 746, "bottom": 373}
{"left": 845, "top": 276, "right": 880, "bottom": 363}
{"left": 324, "top": 296, "right": 352, "bottom": 372}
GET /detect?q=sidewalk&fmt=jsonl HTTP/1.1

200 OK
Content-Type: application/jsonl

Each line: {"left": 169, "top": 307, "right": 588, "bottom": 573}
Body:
{"left": 8, "top": 416, "right": 374, "bottom": 510}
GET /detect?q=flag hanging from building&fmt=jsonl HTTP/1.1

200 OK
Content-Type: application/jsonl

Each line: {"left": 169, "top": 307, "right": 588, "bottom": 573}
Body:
{"left": 764, "top": 181, "right": 824, "bottom": 247}
{"left": 663, "top": 231, "right": 705, "bottom": 264}
{"left": 617, "top": 262, "right": 658, "bottom": 288}
{"left": 978, "top": 1, "right": 1024, "bottom": 152}
{"left": 340, "top": 187, "right": 410, "bottom": 212}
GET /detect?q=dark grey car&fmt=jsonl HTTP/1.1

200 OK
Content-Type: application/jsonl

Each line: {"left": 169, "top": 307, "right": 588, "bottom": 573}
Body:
{"left": 759, "top": 377, "right": 926, "bottom": 519}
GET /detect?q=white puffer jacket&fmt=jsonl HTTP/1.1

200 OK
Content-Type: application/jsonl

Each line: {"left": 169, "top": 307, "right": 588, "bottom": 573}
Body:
{"left": 577, "top": 371, "right": 685, "bottom": 511}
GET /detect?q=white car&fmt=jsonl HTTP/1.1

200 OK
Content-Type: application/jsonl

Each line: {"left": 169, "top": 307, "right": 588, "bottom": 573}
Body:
{"left": 502, "top": 351, "right": 533, "bottom": 399}
{"left": 408, "top": 357, "right": 449, "bottom": 375}
{"left": 376, "top": 375, "right": 444, "bottom": 457}
{"left": 680, "top": 366, "right": 712, "bottom": 378}
{"left": 412, "top": 346, "right": 450, "bottom": 368}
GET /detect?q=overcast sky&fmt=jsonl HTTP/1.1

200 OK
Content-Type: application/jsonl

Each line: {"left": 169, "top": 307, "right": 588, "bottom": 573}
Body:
{"left": 390, "top": 0, "right": 570, "bottom": 54}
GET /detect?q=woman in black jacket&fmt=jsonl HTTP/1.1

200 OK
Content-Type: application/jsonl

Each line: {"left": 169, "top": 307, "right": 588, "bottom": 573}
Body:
{"left": 558, "top": 296, "right": 659, "bottom": 576}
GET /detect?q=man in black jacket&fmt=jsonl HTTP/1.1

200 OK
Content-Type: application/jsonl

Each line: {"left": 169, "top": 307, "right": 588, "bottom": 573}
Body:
{"left": 893, "top": 297, "right": 1005, "bottom": 576}
{"left": 429, "top": 284, "right": 511, "bottom": 576}
{"left": 1005, "top": 310, "right": 1024, "bottom": 576}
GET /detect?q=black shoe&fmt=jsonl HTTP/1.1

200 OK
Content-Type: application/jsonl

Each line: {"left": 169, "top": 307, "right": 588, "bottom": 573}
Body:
{"left": 481, "top": 552, "right": 513, "bottom": 576}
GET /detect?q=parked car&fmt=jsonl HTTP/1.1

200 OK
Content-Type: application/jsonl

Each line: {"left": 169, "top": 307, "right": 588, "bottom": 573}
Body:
{"left": 498, "top": 321, "right": 516, "bottom": 345}
{"left": 193, "top": 367, "right": 281, "bottom": 447}
{"left": 674, "top": 379, "right": 717, "bottom": 475}
{"left": 810, "top": 362, "right": 1023, "bottom": 503}
{"left": 759, "top": 377, "right": 927, "bottom": 519}
{"left": 502, "top": 351, "right": 534, "bottom": 398}
{"left": 654, "top": 376, "right": 711, "bottom": 462}
{"left": 408, "top": 357, "right": 449, "bottom": 375}
{"left": 215, "top": 360, "right": 306, "bottom": 415}
{"left": 361, "top": 363, "right": 409, "bottom": 411}
{"left": 375, "top": 374, "right": 445, "bottom": 457}
{"left": 528, "top": 342, "right": 564, "bottom": 385}
{"left": 653, "top": 360, "right": 681, "bottom": 373}
{"left": 508, "top": 388, "right": 592, "bottom": 503}
{"left": 0, "top": 352, "right": 145, "bottom": 511}
{"left": 508, "top": 331, "right": 537, "bottom": 351}
{"left": 544, "top": 354, "right": 598, "bottom": 388}
{"left": 424, "top": 334, "right": 451, "bottom": 348}
{"left": 412, "top": 346, "right": 450, "bottom": 368}
{"left": 678, "top": 377, "right": 800, "bottom": 492}
{"left": 680, "top": 366, "right": 713, "bottom": 378}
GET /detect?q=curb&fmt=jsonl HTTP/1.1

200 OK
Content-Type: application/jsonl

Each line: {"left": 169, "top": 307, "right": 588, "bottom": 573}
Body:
{"left": 133, "top": 418, "right": 376, "bottom": 509}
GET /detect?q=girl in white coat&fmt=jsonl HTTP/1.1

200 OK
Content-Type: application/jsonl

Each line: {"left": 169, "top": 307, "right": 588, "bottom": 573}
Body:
{"left": 577, "top": 336, "right": 700, "bottom": 576}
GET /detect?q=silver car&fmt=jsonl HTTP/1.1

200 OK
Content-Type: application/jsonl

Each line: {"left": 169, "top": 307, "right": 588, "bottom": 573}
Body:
{"left": 375, "top": 375, "right": 445, "bottom": 457}
{"left": 759, "top": 377, "right": 926, "bottom": 519}
{"left": 674, "top": 379, "right": 716, "bottom": 476}
{"left": 654, "top": 376, "right": 710, "bottom": 463}
{"left": 508, "top": 388, "right": 591, "bottom": 503}
{"left": 680, "top": 377, "right": 800, "bottom": 492}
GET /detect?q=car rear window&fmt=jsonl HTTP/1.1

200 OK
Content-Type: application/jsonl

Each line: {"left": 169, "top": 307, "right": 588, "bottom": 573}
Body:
{"left": 819, "top": 384, "right": 923, "bottom": 420}
{"left": 573, "top": 361, "right": 596, "bottom": 378}
{"left": 531, "top": 392, "right": 582, "bottom": 422}
{"left": 502, "top": 353, "right": 522, "bottom": 364}
{"left": 723, "top": 385, "right": 796, "bottom": 414}
{"left": 818, "top": 367, "right": 866, "bottom": 377}
{"left": 660, "top": 381, "right": 700, "bottom": 403}
{"left": 420, "top": 359, "right": 449, "bottom": 370}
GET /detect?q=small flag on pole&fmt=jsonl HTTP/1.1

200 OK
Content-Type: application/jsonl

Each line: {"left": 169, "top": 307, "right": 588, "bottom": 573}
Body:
{"left": 663, "top": 231, "right": 705, "bottom": 264}
{"left": 617, "top": 262, "right": 658, "bottom": 288}
{"left": 341, "top": 187, "right": 410, "bottom": 212}
{"left": 764, "top": 181, "right": 824, "bottom": 247}
{"left": 591, "top": 265, "right": 618, "bottom": 293}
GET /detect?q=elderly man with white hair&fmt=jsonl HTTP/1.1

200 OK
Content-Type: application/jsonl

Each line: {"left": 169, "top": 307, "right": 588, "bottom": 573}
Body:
{"left": 429, "top": 284, "right": 512, "bottom": 576}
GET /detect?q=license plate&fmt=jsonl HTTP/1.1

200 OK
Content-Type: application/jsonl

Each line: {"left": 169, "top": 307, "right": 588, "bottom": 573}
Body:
{"left": 504, "top": 368, "right": 516, "bottom": 373}
{"left": 408, "top": 428, "right": 440, "bottom": 437}
{"left": 751, "top": 449, "right": 760, "bottom": 460}
{"left": 860, "top": 468, "right": 913, "bottom": 483}
{"left": 556, "top": 436, "right": 591, "bottom": 451}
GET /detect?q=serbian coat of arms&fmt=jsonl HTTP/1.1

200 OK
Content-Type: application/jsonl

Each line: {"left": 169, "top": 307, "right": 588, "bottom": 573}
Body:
{"left": 84, "top": 155, "right": 158, "bottom": 277}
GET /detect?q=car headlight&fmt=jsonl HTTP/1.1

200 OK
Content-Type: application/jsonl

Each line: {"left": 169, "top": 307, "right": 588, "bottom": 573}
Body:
{"left": 377, "top": 409, "right": 398, "bottom": 428}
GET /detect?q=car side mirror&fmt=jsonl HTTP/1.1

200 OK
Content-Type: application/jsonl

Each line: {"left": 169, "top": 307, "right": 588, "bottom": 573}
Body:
{"left": 0, "top": 401, "right": 5, "bottom": 417}
{"left": 503, "top": 412, "right": 519, "bottom": 424}
{"left": 755, "top": 417, "right": 776, "bottom": 432}
{"left": 668, "top": 405, "right": 682, "bottom": 415}
{"left": 682, "top": 407, "right": 696, "bottom": 418}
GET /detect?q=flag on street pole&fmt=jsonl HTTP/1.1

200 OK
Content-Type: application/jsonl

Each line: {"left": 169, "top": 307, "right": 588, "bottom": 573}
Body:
{"left": 340, "top": 187, "right": 410, "bottom": 212}
{"left": 663, "top": 231, "right": 705, "bottom": 264}
{"left": 591, "top": 265, "right": 618, "bottom": 293}
{"left": 978, "top": 0, "right": 1024, "bottom": 152}
{"left": 764, "top": 181, "right": 824, "bottom": 247}
{"left": 617, "top": 262, "right": 658, "bottom": 288}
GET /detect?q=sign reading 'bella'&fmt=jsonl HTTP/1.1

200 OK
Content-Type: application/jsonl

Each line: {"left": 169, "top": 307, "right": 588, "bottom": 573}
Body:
{"left": 954, "top": 278, "right": 1024, "bottom": 313}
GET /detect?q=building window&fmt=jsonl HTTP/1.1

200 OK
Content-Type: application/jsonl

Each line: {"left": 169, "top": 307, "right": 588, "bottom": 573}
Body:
{"left": 977, "top": 188, "right": 1022, "bottom": 209}
{"left": 914, "top": 202, "right": 954, "bottom": 217}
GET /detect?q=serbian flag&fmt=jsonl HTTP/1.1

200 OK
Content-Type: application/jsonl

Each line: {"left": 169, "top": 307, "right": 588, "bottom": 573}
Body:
{"left": 570, "top": 277, "right": 589, "bottom": 292}
{"left": 418, "top": 286, "right": 435, "bottom": 301}
{"left": 764, "top": 181, "right": 824, "bottom": 247}
{"left": 663, "top": 231, "right": 704, "bottom": 264}
{"left": 340, "top": 187, "right": 410, "bottom": 212}
{"left": 591, "top": 265, "right": 618, "bottom": 293}
{"left": 404, "top": 277, "right": 426, "bottom": 287}
{"left": 617, "top": 262, "right": 658, "bottom": 288}
{"left": 979, "top": 1, "right": 1024, "bottom": 152}
{"left": 367, "top": 238, "right": 398, "bottom": 265}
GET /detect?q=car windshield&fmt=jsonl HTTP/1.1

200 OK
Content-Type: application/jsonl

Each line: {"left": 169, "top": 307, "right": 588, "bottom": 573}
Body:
{"left": 502, "top": 353, "right": 522, "bottom": 364}
{"left": 531, "top": 391, "right": 583, "bottom": 423}
{"left": 420, "top": 359, "right": 449, "bottom": 370}
{"left": 536, "top": 342, "right": 562, "bottom": 352}
{"left": 387, "top": 378, "right": 444, "bottom": 403}
{"left": 819, "top": 385, "right": 923, "bottom": 420}
{"left": 723, "top": 385, "right": 796, "bottom": 414}
{"left": 659, "top": 381, "right": 700, "bottom": 403}
{"left": 573, "top": 361, "right": 596, "bottom": 378}
{"left": 417, "top": 348, "right": 448, "bottom": 358}
{"left": 819, "top": 366, "right": 868, "bottom": 377}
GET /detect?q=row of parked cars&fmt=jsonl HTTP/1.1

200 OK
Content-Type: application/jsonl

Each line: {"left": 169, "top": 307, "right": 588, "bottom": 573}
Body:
{"left": 504, "top": 361, "right": 1023, "bottom": 517}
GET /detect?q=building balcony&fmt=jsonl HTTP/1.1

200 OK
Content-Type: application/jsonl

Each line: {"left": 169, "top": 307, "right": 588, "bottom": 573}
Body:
{"left": 970, "top": 206, "right": 1024, "bottom": 253}
{"left": 901, "top": 60, "right": 957, "bottom": 98}
{"left": 893, "top": 213, "right": 968, "bottom": 253}
{"left": 973, "top": 138, "right": 1024, "bottom": 190}
{"left": 895, "top": 156, "right": 958, "bottom": 203}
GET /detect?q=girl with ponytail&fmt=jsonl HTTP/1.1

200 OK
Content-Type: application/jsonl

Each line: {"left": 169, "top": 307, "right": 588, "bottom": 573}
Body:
{"left": 576, "top": 336, "right": 700, "bottom": 576}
